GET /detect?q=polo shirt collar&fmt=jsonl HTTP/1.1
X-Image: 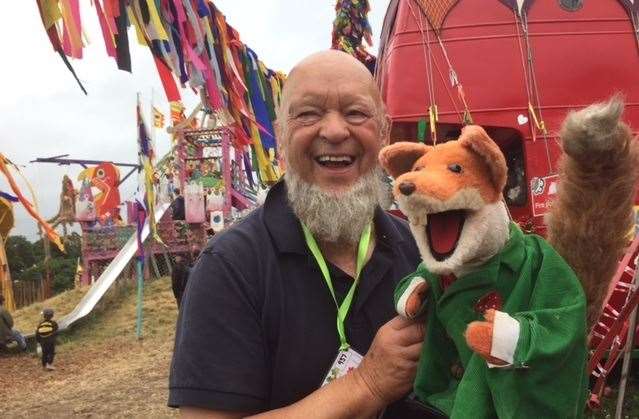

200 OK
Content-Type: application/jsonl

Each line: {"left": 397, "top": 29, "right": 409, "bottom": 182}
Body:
{"left": 262, "top": 180, "right": 405, "bottom": 255}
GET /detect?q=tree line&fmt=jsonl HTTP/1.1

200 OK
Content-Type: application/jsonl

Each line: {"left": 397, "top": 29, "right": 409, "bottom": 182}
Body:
{"left": 5, "top": 233, "right": 82, "bottom": 294}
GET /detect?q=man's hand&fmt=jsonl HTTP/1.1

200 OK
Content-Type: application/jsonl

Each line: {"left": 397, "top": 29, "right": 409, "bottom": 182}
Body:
{"left": 354, "top": 316, "right": 425, "bottom": 406}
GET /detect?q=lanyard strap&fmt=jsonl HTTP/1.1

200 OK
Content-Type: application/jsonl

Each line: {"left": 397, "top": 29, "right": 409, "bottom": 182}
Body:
{"left": 302, "top": 222, "right": 372, "bottom": 351}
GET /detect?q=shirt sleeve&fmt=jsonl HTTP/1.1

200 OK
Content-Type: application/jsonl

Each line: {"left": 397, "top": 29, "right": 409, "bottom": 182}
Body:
{"left": 168, "top": 249, "right": 268, "bottom": 413}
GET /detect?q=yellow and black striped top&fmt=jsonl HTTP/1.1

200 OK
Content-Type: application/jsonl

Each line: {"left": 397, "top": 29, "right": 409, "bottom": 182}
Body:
{"left": 36, "top": 320, "right": 58, "bottom": 340}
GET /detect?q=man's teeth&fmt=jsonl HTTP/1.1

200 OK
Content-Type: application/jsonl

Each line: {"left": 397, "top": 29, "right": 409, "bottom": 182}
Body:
{"left": 316, "top": 155, "right": 354, "bottom": 163}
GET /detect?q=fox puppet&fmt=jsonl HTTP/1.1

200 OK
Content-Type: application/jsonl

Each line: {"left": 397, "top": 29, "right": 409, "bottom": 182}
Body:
{"left": 378, "top": 97, "right": 639, "bottom": 418}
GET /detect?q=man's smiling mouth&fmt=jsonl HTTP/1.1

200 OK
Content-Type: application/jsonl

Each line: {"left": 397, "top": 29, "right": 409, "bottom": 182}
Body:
{"left": 315, "top": 155, "right": 356, "bottom": 168}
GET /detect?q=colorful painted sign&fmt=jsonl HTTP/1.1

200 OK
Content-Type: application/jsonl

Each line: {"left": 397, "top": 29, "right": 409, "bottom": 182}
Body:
{"left": 530, "top": 174, "right": 560, "bottom": 217}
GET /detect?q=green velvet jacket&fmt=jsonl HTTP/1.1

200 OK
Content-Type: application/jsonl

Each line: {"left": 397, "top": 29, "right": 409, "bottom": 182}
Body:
{"left": 394, "top": 223, "right": 588, "bottom": 418}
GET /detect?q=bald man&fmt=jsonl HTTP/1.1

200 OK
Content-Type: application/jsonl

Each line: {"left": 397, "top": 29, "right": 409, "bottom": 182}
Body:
{"left": 169, "top": 51, "right": 424, "bottom": 418}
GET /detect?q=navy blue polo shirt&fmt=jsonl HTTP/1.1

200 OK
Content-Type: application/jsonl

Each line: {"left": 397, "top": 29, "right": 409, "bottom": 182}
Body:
{"left": 169, "top": 180, "right": 421, "bottom": 412}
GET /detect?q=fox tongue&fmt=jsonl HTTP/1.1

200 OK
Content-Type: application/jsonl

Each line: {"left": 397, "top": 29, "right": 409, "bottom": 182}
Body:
{"left": 427, "top": 210, "right": 465, "bottom": 257}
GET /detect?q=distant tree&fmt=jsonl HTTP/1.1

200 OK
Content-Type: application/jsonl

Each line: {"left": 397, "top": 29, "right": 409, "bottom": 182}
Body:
{"left": 63, "top": 232, "right": 82, "bottom": 259}
{"left": 5, "top": 235, "right": 36, "bottom": 280}
{"left": 7, "top": 232, "right": 81, "bottom": 294}
{"left": 50, "top": 258, "right": 76, "bottom": 293}
{"left": 33, "top": 231, "right": 82, "bottom": 259}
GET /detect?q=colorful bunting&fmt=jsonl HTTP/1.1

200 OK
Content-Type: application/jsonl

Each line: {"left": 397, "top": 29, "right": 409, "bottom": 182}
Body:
{"left": 0, "top": 153, "right": 64, "bottom": 252}
{"left": 36, "top": 0, "right": 285, "bottom": 184}
{"left": 136, "top": 98, "right": 163, "bottom": 245}
{"left": 0, "top": 191, "right": 19, "bottom": 203}
{"left": 153, "top": 106, "right": 165, "bottom": 128}
{"left": 332, "top": 0, "right": 376, "bottom": 71}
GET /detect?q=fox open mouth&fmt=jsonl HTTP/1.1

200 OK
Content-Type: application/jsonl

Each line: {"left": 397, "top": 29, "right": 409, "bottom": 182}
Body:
{"left": 426, "top": 210, "right": 466, "bottom": 261}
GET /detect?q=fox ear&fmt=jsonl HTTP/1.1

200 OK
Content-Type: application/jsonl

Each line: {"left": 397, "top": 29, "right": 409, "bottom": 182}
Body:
{"left": 459, "top": 126, "right": 508, "bottom": 194}
{"left": 379, "top": 142, "right": 432, "bottom": 178}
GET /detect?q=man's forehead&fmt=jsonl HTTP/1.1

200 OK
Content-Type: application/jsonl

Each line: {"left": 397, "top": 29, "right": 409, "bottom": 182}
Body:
{"left": 287, "top": 87, "right": 377, "bottom": 107}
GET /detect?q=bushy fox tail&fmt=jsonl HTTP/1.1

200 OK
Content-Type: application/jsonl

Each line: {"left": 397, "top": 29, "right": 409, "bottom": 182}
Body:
{"left": 546, "top": 95, "right": 639, "bottom": 328}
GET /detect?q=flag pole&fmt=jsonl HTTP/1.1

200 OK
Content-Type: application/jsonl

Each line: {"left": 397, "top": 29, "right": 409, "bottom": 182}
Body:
{"left": 135, "top": 92, "right": 145, "bottom": 340}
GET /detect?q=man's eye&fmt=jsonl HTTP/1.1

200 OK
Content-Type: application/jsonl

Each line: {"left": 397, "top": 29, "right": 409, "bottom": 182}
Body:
{"left": 296, "top": 111, "right": 321, "bottom": 124}
{"left": 345, "top": 110, "right": 369, "bottom": 123}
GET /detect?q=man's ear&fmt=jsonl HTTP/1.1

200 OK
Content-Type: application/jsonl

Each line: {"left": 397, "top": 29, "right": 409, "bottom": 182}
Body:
{"left": 379, "top": 142, "right": 431, "bottom": 178}
{"left": 274, "top": 119, "right": 286, "bottom": 158}
{"left": 380, "top": 114, "right": 392, "bottom": 147}
{"left": 459, "top": 125, "right": 508, "bottom": 192}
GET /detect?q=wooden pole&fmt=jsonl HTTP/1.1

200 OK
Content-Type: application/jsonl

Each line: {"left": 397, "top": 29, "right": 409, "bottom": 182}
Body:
{"left": 0, "top": 234, "right": 16, "bottom": 312}
{"left": 135, "top": 257, "right": 144, "bottom": 339}
{"left": 42, "top": 234, "right": 52, "bottom": 298}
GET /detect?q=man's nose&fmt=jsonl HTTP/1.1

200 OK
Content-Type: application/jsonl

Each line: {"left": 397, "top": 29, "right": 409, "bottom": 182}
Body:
{"left": 318, "top": 111, "right": 349, "bottom": 143}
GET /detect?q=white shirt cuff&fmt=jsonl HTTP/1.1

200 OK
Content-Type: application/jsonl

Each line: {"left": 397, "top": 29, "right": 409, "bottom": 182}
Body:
{"left": 396, "top": 276, "right": 426, "bottom": 318}
{"left": 487, "top": 310, "right": 520, "bottom": 369}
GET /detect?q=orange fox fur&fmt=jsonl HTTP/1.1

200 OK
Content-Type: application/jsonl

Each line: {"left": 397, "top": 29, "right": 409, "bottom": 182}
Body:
{"left": 380, "top": 125, "right": 515, "bottom": 362}
{"left": 380, "top": 95, "right": 639, "bottom": 361}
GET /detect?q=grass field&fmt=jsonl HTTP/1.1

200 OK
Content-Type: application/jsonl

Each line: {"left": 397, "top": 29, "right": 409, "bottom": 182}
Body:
{"left": 1, "top": 277, "right": 179, "bottom": 418}
{"left": 1, "top": 276, "right": 637, "bottom": 418}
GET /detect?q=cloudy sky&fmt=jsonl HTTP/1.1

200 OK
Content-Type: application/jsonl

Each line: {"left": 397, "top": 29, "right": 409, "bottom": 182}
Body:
{"left": 1, "top": 1, "right": 390, "bottom": 240}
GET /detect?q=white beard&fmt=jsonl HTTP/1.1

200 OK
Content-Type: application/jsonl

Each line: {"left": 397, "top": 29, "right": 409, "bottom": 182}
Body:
{"left": 285, "top": 167, "right": 390, "bottom": 245}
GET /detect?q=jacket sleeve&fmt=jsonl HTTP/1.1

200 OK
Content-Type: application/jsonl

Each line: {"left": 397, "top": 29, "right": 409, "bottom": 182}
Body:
{"left": 393, "top": 266, "right": 429, "bottom": 318}
{"left": 510, "top": 245, "right": 587, "bottom": 368}
{"left": 485, "top": 240, "right": 588, "bottom": 419}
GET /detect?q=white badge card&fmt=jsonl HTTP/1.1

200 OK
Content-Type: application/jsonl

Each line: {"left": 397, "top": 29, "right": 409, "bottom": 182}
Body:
{"left": 321, "top": 347, "right": 363, "bottom": 387}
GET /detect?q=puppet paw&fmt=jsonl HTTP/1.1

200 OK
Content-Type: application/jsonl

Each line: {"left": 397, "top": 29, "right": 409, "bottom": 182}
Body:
{"left": 406, "top": 282, "right": 429, "bottom": 317}
{"left": 396, "top": 277, "right": 429, "bottom": 318}
{"left": 465, "top": 310, "right": 508, "bottom": 366}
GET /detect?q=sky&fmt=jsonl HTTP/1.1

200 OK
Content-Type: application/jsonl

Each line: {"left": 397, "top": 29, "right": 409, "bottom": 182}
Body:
{"left": 0, "top": 0, "right": 390, "bottom": 241}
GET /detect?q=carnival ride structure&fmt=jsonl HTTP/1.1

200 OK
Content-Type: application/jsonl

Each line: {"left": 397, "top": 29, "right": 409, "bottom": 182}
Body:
{"left": 374, "top": 0, "right": 639, "bottom": 410}
{"left": 57, "top": 202, "right": 169, "bottom": 331}
{"left": 0, "top": 195, "right": 15, "bottom": 311}
{"left": 27, "top": 88, "right": 275, "bottom": 334}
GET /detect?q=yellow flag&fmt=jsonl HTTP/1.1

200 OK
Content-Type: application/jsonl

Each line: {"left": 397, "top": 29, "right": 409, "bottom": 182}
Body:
{"left": 153, "top": 107, "right": 165, "bottom": 128}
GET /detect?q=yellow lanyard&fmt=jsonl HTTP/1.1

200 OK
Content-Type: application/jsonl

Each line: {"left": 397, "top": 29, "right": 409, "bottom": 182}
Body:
{"left": 301, "top": 223, "right": 372, "bottom": 350}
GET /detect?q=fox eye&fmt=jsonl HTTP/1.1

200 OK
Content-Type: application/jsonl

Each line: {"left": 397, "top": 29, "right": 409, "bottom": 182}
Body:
{"left": 448, "top": 164, "right": 463, "bottom": 174}
{"left": 413, "top": 166, "right": 423, "bottom": 172}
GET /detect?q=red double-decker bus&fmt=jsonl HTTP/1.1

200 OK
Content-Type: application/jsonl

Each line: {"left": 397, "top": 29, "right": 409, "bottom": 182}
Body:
{"left": 376, "top": 0, "right": 639, "bottom": 233}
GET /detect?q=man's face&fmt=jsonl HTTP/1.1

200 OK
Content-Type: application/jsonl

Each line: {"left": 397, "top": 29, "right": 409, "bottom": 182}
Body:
{"left": 279, "top": 66, "right": 387, "bottom": 193}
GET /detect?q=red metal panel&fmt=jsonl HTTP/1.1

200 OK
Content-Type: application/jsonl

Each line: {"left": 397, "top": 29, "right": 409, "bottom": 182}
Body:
{"left": 377, "top": 0, "right": 639, "bottom": 227}
{"left": 380, "top": 0, "right": 639, "bottom": 129}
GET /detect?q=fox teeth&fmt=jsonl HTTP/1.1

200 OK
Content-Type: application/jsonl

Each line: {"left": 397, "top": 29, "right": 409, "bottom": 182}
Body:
{"left": 317, "top": 155, "right": 354, "bottom": 163}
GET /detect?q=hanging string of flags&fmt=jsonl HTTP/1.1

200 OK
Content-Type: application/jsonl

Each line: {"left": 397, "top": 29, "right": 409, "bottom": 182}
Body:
{"left": 332, "top": 0, "right": 376, "bottom": 71}
{"left": 0, "top": 153, "right": 64, "bottom": 252}
{"left": 35, "top": 0, "right": 285, "bottom": 183}
{"left": 152, "top": 106, "right": 165, "bottom": 129}
{"left": 136, "top": 96, "right": 163, "bottom": 246}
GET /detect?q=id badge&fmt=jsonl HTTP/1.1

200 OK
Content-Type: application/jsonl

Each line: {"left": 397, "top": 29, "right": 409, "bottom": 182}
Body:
{"left": 321, "top": 347, "right": 363, "bottom": 387}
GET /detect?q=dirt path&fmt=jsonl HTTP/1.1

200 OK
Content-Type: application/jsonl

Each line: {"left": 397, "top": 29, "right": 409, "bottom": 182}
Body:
{"left": 1, "top": 335, "right": 177, "bottom": 418}
{"left": 1, "top": 278, "right": 180, "bottom": 418}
